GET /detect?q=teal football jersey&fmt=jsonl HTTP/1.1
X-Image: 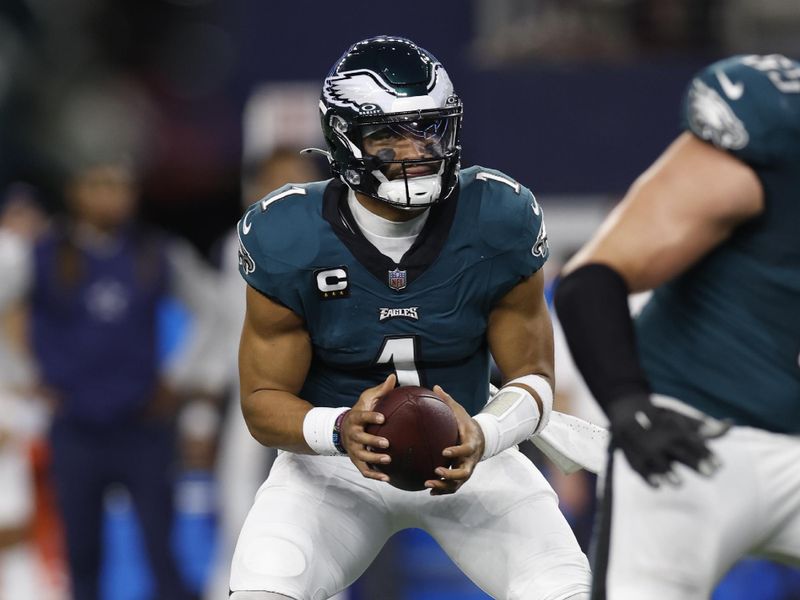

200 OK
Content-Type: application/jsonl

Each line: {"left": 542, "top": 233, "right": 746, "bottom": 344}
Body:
{"left": 636, "top": 54, "right": 800, "bottom": 432}
{"left": 237, "top": 166, "right": 548, "bottom": 416}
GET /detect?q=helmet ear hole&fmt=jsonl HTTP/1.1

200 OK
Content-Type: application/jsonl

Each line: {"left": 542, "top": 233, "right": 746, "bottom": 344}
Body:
{"left": 330, "top": 115, "right": 348, "bottom": 133}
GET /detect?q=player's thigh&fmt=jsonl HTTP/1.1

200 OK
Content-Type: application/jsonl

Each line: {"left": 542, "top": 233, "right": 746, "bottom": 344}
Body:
{"left": 230, "top": 452, "right": 393, "bottom": 600}
{"left": 422, "top": 448, "right": 591, "bottom": 600}
{"left": 604, "top": 436, "right": 758, "bottom": 600}
{"left": 751, "top": 431, "right": 800, "bottom": 564}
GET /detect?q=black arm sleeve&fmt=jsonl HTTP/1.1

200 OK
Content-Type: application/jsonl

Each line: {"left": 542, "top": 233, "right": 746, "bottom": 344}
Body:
{"left": 553, "top": 263, "right": 651, "bottom": 411}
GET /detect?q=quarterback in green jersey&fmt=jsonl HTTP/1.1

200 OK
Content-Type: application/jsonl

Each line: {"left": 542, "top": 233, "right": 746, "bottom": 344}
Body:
{"left": 556, "top": 54, "right": 800, "bottom": 599}
{"left": 229, "top": 37, "right": 591, "bottom": 600}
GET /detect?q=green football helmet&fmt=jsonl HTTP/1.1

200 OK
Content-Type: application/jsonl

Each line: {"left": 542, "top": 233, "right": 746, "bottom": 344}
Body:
{"left": 319, "top": 36, "right": 463, "bottom": 208}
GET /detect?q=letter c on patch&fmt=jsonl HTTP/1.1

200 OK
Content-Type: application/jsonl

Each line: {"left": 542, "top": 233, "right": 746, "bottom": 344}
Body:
{"left": 316, "top": 268, "right": 348, "bottom": 293}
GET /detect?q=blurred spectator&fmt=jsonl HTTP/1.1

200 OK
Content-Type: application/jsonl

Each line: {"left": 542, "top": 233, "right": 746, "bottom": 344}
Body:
{"left": 0, "top": 183, "right": 55, "bottom": 599}
{"left": 204, "top": 146, "right": 323, "bottom": 600}
{"left": 0, "top": 183, "right": 49, "bottom": 389}
{"left": 0, "top": 157, "right": 220, "bottom": 600}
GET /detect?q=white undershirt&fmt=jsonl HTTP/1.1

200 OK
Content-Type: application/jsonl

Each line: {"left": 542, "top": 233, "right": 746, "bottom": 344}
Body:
{"left": 347, "top": 190, "right": 429, "bottom": 264}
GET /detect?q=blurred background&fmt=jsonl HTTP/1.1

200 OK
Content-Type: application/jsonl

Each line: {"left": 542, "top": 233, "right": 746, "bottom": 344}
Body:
{"left": 1, "top": 1, "right": 799, "bottom": 599}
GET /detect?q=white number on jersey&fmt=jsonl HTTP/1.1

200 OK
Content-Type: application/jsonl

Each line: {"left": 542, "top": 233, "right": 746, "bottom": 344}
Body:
{"left": 476, "top": 171, "right": 520, "bottom": 194}
{"left": 742, "top": 54, "right": 800, "bottom": 94}
{"left": 375, "top": 336, "right": 421, "bottom": 386}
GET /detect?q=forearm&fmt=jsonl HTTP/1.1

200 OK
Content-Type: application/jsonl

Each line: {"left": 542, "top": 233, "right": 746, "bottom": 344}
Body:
{"left": 474, "top": 374, "right": 553, "bottom": 459}
{"left": 480, "top": 271, "right": 555, "bottom": 457}
{"left": 241, "top": 389, "right": 315, "bottom": 452}
{"left": 241, "top": 389, "right": 351, "bottom": 456}
{"left": 553, "top": 263, "right": 651, "bottom": 414}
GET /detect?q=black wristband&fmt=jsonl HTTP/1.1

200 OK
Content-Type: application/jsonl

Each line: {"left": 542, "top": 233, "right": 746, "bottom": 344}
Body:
{"left": 554, "top": 263, "right": 651, "bottom": 411}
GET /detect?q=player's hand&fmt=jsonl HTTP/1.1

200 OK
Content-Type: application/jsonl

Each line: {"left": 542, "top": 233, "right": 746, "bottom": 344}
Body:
{"left": 341, "top": 374, "right": 396, "bottom": 483}
{"left": 425, "top": 385, "right": 484, "bottom": 496}
{"left": 608, "top": 394, "right": 730, "bottom": 487}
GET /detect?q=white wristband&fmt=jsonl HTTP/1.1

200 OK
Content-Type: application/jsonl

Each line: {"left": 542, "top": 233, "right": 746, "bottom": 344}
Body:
{"left": 474, "top": 375, "right": 553, "bottom": 461}
{"left": 302, "top": 406, "right": 350, "bottom": 456}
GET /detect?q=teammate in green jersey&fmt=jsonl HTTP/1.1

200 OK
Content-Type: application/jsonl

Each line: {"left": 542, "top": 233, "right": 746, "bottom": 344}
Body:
{"left": 556, "top": 54, "right": 800, "bottom": 599}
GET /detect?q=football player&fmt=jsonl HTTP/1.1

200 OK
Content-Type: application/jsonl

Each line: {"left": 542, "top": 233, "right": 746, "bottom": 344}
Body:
{"left": 555, "top": 54, "right": 800, "bottom": 599}
{"left": 230, "top": 36, "right": 591, "bottom": 600}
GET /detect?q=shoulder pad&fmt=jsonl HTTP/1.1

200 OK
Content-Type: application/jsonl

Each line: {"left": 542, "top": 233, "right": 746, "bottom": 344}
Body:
{"left": 461, "top": 166, "right": 548, "bottom": 262}
{"left": 682, "top": 54, "right": 800, "bottom": 165}
{"left": 237, "top": 181, "right": 328, "bottom": 306}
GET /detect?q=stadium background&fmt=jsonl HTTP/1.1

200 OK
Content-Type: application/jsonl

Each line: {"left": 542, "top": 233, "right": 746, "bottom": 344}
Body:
{"left": 1, "top": 1, "right": 799, "bottom": 599}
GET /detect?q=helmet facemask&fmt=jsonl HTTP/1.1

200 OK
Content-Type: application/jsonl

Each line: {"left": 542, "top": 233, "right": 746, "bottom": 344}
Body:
{"left": 327, "top": 107, "right": 462, "bottom": 209}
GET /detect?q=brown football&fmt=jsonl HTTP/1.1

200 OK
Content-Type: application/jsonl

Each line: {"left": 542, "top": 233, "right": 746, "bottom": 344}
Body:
{"left": 365, "top": 385, "right": 459, "bottom": 491}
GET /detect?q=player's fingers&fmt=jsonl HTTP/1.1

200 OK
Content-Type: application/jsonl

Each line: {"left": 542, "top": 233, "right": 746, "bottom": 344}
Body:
{"left": 442, "top": 442, "right": 478, "bottom": 459}
{"left": 663, "top": 468, "right": 683, "bottom": 487}
{"left": 432, "top": 384, "right": 454, "bottom": 402}
{"left": 350, "top": 430, "right": 389, "bottom": 449}
{"left": 425, "top": 478, "right": 459, "bottom": 495}
{"left": 351, "top": 458, "right": 389, "bottom": 482}
{"left": 672, "top": 434, "right": 713, "bottom": 468}
{"left": 698, "top": 418, "right": 732, "bottom": 440}
{"left": 349, "top": 410, "right": 386, "bottom": 427}
{"left": 370, "top": 374, "right": 398, "bottom": 409}
{"left": 698, "top": 453, "right": 723, "bottom": 477}
{"left": 356, "top": 374, "right": 397, "bottom": 410}
{"left": 432, "top": 385, "right": 466, "bottom": 417}
{"left": 672, "top": 441, "right": 721, "bottom": 478}
{"left": 351, "top": 447, "right": 391, "bottom": 465}
{"left": 433, "top": 385, "right": 468, "bottom": 417}
{"left": 434, "top": 464, "right": 473, "bottom": 482}
{"left": 369, "top": 373, "right": 397, "bottom": 400}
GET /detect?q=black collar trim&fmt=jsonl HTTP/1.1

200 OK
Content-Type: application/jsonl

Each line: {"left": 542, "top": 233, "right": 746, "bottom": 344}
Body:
{"left": 322, "top": 179, "right": 459, "bottom": 291}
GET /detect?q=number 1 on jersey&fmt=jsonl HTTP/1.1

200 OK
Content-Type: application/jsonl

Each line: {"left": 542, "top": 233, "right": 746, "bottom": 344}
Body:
{"left": 375, "top": 336, "right": 421, "bottom": 386}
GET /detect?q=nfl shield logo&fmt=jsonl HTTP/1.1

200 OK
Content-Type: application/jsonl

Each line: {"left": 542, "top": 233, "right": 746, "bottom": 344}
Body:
{"left": 387, "top": 268, "right": 407, "bottom": 291}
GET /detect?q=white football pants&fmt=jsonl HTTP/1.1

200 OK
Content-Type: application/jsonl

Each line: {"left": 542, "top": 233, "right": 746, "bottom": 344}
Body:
{"left": 599, "top": 398, "right": 800, "bottom": 600}
{"left": 231, "top": 447, "right": 591, "bottom": 600}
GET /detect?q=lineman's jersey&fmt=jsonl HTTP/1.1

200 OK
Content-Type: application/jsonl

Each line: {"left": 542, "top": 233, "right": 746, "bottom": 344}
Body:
{"left": 237, "top": 166, "right": 548, "bottom": 416}
{"left": 636, "top": 54, "right": 800, "bottom": 433}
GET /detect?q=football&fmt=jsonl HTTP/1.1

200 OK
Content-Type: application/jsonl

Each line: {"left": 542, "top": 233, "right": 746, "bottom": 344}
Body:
{"left": 365, "top": 385, "right": 459, "bottom": 491}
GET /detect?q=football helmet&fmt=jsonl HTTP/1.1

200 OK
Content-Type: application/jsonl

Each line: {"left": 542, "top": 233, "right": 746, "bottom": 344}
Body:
{"left": 319, "top": 36, "right": 463, "bottom": 208}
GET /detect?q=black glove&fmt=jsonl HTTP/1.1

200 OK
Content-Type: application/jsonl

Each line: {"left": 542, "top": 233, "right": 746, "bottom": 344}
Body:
{"left": 606, "top": 394, "right": 730, "bottom": 487}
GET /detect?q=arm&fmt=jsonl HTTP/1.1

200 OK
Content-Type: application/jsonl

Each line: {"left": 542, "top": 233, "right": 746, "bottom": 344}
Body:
{"left": 564, "top": 132, "right": 763, "bottom": 291}
{"left": 239, "top": 285, "right": 393, "bottom": 479}
{"left": 555, "top": 133, "right": 762, "bottom": 484}
{"left": 238, "top": 285, "right": 314, "bottom": 452}
{"left": 426, "top": 270, "right": 553, "bottom": 494}
{"left": 487, "top": 268, "right": 553, "bottom": 392}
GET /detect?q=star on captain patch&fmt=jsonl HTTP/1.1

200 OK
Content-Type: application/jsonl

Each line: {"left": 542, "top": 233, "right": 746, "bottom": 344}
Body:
{"left": 388, "top": 268, "right": 407, "bottom": 291}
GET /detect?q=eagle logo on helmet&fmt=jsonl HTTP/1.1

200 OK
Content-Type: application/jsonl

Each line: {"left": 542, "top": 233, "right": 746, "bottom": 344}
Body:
{"left": 323, "top": 64, "right": 452, "bottom": 114}
{"left": 323, "top": 71, "right": 399, "bottom": 113}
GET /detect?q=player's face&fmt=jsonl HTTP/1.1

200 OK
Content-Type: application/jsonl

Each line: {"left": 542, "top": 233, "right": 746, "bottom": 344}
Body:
{"left": 362, "top": 117, "right": 451, "bottom": 180}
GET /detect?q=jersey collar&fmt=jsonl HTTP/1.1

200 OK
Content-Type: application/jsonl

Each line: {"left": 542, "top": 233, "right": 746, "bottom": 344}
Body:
{"left": 322, "top": 178, "right": 459, "bottom": 291}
